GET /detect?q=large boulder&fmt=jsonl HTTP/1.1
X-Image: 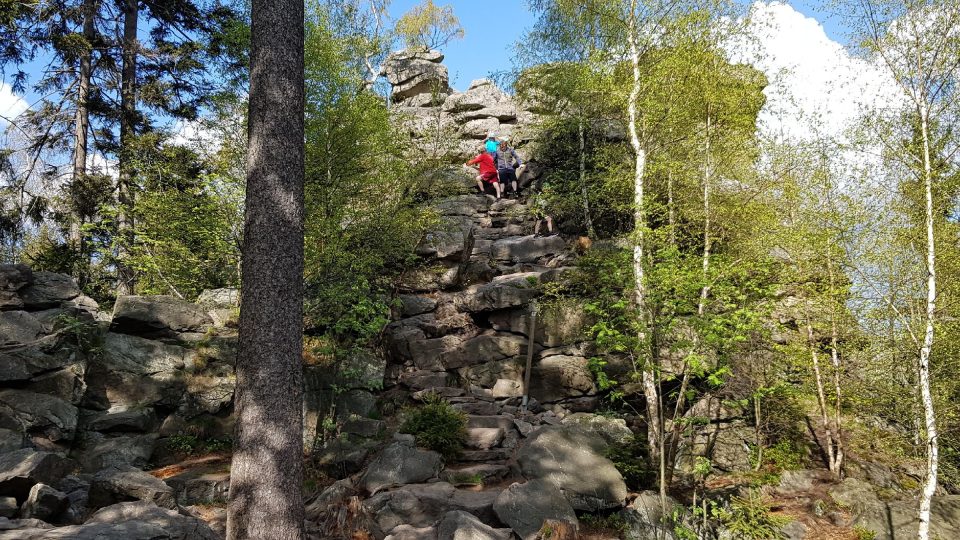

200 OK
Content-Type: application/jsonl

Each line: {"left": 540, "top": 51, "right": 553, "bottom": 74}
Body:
{"left": 490, "top": 235, "right": 566, "bottom": 264}
{"left": 384, "top": 49, "right": 451, "bottom": 103}
{"left": 364, "top": 482, "right": 501, "bottom": 533}
{"left": 20, "top": 483, "right": 68, "bottom": 521}
{"left": 24, "top": 363, "right": 86, "bottom": 404}
{"left": 0, "top": 311, "right": 44, "bottom": 346}
{"left": 195, "top": 288, "right": 238, "bottom": 308}
{"left": 385, "top": 525, "right": 437, "bottom": 540}
{"left": 528, "top": 355, "right": 597, "bottom": 403}
{"left": 360, "top": 441, "right": 443, "bottom": 494}
{"left": 620, "top": 491, "right": 680, "bottom": 540}
{"left": 77, "top": 433, "right": 158, "bottom": 471}
{"left": 517, "top": 426, "right": 627, "bottom": 511}
{"left": 0, "top": 390, "right": 78, "bottom": 443}
{"left": 827, "top": 479, "right": 960, "bottom": 539}
{"left": 18, "top": 272, "right": 81, "bottom": 310}
{"left": 492, "top": 479, "right": 577, "bottom": 540}
{"left": 111, "top": 295, "right": 213, "bottom": 338}
{"left": 85, "top": 501, "right": 219, "bottom": 540}
{"left": 561, "top": 413, "right": 634, "bottom": 446}
{"left": 397, "top": 295, "right": 438, "bottom": 318}
{"left": 443, "top": 80, "right": 511, "bottom": 115}
{"left": 440, "top": 333, "right": 528, "bottom": 370}
{"left": 0, "top": 264, "right": 32, "bottom": 310}
{"left": 489, "top": 303, "right": 589, "bottom": 348}
{"left": 458, "top": 358, "right": 524, "bottom": 398}
{"left": 437, "top": 510, "right": 512, "bottom": 540}
{"left": 85, "top": 409, "right": 157, "bottom": 433}
{"left": 0, "top": 521, "right": 170, "bottom": 539}
{"left": 452, "top": 273, "right": 542, "bottom": 313}
{"left": 0, "top": 347, "right": 74, "bottom": 384}
{"left": 0, "top": 450, "right": 75, "bottom": 501}
{"left": 417, "top": 229, "right": 468, "bottom": 260}
{"left": 84, "top": 332, "right": 190, "bottom": 410}
{"left": 87, "top": 466, "right": 176, "bottom": 511}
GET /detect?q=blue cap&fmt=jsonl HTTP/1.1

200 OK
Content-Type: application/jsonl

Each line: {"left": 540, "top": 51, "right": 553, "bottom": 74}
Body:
{"left": 485, "top": 140, "right": 498, "bottom": 152}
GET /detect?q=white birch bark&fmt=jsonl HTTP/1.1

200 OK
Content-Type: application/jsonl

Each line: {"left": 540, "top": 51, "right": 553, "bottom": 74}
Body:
{"left": 917, "top": 108, "right": 939, "bottom": 540}
{"left": 626, "top": 0, "right": 658, "bottom": 464}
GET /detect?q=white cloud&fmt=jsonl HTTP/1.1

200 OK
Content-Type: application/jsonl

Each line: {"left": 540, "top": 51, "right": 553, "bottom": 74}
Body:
{"left": 0, "top": 82, "right": 29, "bottom": 124}
{"left": 732, "top": 1, "right": 904, "bottom": 142}
{"left": 170, "top": 118, "right": 222, "bottom": 154}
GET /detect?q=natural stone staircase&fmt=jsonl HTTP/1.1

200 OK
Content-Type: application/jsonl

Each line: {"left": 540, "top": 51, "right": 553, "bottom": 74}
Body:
{"left": 315, "top": 192, "right": 628, "bottom": 539}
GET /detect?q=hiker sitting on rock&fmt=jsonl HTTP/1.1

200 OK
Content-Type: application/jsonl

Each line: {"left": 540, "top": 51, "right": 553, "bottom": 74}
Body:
{"left": 466, "top": 140, "right": 502, "bottom": 199}
{"left": 531, "top": 182, "right": 556, "bottom": 236}
{"left": 494, "top": 137, "right": 523, "bottom": 198}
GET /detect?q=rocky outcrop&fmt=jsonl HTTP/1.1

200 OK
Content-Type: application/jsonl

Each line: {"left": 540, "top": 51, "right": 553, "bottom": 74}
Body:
{"left": 384, "top": 49, "right": 451, "bottom": 104}
{"left": 517, "top": 425, "right": 627, "bottom": 511}
{"left": 360, "top": 439, "right": 443, "bottom": 494}
{"left": 493, "top": 479, "right": 577, "bottom": 540}
{"left": 0, "top": 266, "right": 240, "bottom": 536}
{"left": 386, "top": 50, "right": 542, "bottom": 173}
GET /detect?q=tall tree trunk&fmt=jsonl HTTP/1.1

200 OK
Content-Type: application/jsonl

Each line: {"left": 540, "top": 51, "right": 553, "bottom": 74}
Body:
{"left": 665, "top": 112, "right": 714, "bottom": 488}
{"left": 917, "top": 110, "right": 939, "bottom": 540}
{"left": 116, "top": 0, "right": 138, "bottom": 296}
{"left": 225, "top": 0, "right": 306, "bottom": 537}
{"left": 626, "top": 0, "right": 662, "bottom": 508}
{"left": 578, "top": 116, "right": 595, "bottom": 238}
{"left": 667, "top": 170, "right": 676, "bottom": 245}
{"left": 70, "top": 0, "right": 96, "bottom": 251}
{"left": 826, "top": 255, "right": 844, "bottom": 474}
{"left": 806, "top": 318, "right": 837, "bottom": 471}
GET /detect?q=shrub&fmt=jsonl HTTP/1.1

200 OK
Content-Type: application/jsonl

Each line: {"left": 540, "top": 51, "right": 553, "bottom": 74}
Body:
{"left": 399, "top": 393, "right": 467, "bottom": 459}
{"left": 715, "top": 489, "right": 790, "bottom": 540}
{"left": 604, "top": 440, "right": 657, "bottom": 490}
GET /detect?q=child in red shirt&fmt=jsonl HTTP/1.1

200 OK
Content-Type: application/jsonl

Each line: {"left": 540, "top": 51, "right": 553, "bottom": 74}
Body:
{"left": 466, "top": 146, "right": 502, "bottom": 199}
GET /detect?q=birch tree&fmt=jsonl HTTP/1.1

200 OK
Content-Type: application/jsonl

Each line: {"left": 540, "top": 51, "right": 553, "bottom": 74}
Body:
{"left": 844, "top": 1, "right": 960, "bottom": 536}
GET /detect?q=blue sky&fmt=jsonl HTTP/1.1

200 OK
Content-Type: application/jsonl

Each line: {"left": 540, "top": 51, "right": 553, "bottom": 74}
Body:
{"left": 388, "top": 0, "right": 536, "bottom": 90}
{"left": 2, "top": 0, "right": 877, "bottom": 143}
{"left": 387, "top": 0, "right": 849, "bottom": 92}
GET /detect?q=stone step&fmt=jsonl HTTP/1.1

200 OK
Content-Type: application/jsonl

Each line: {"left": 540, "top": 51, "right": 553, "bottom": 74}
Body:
{"left": 457, "top": 449, "right": 512, "bottom": 462}
{"left": 467, "top": 415, "right": 518, "bottom": 431}
{"left": 452, "top": 401, "right": 500, "bottom": 416}
{"left": 442, "top": 463, "right": 511, "bottom": 486}
{"left": 466, "top": 427, "right": 504, "bottom": 450}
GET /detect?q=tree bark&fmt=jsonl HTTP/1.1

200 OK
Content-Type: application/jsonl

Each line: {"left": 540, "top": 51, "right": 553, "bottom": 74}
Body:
{"left": 806, "top": 318, "right": 837, "bottom": 472}
{"left": 578, "top": 116, "right": 595, "bottom": 238}
{"left": 917, "top": 109, "right": 939, "bottom": 540}
{"left": 70, "top": 0, "right": 96, "bottom": 250}
{"left": 225, "top": 0, "right": 306, "bottom": 537}
{"left": 626, "top": 0, "right": 662, "bottom": 509}
{"left": 116, "top": 0, "right": 138, "bottom": 296}
{"left": 826, "top": 255, "right": 844, "bottom": 474}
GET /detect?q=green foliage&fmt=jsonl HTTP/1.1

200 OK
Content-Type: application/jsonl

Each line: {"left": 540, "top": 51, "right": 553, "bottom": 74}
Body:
{"left": 53, "top": 313, "right": 102, "bottom": 355}
{"left": 854, "top": 526, "right": 877, "bottom": 540}
{"left": 395, "top": 0, "right": 464, "bottom": 51}
{"left": 127, "top": 166, "right": 242, "bottom": 300}
{"left": 399, "top": 393, "right": 468, "bottom": 459}
{"left": 167, "top": 434, "right": 233, "bottom": 456}
{"left": 604, "top": 439, "right": 656, "bottom": 490}
{"left": 715, "top": 490, "right": 790, "bottom": 540}
{"left": 580, "top": 512, "right": 628, "bottom": 534}
{"left": 762, "top": 440, "right": 805, "bottom": 472}
{"left": 303, "top": 6, "right": 438, "bottom": 359}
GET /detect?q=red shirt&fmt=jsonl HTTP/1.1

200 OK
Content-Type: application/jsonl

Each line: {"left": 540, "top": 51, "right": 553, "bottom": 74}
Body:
{"left": 468, "top": 153, "right": 497, "bottom": 176}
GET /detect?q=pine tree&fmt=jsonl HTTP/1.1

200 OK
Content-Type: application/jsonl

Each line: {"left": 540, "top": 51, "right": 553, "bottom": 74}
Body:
{"left": 226, "top": 0, "right": 305, "bottom": 536}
